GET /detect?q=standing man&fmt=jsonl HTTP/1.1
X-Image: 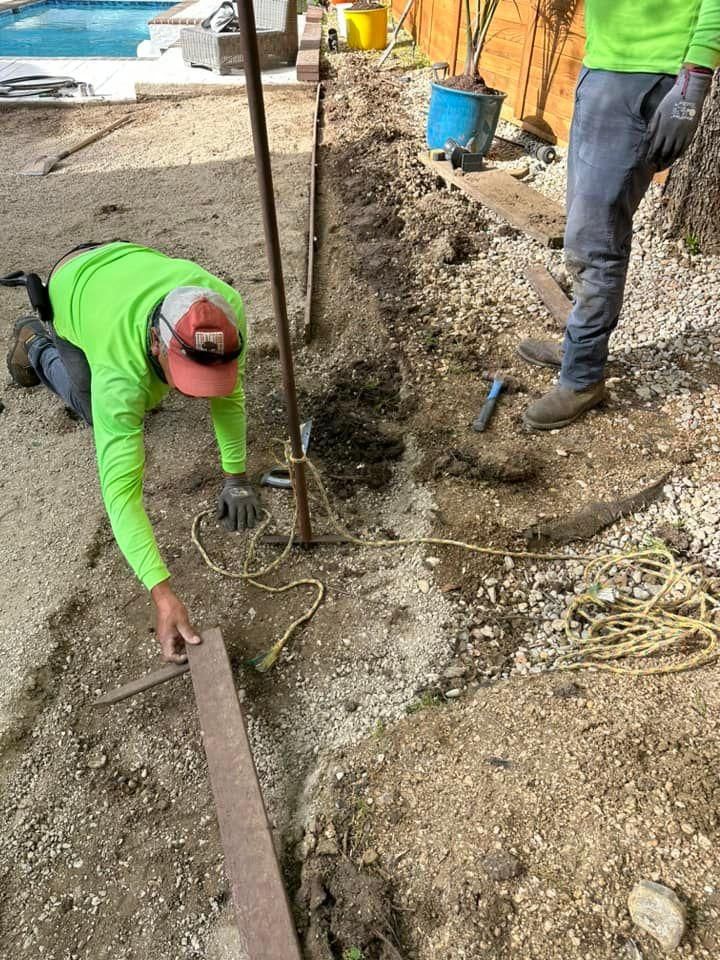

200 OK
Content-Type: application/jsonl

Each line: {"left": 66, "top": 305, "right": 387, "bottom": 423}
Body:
{"left": 6, "top": 241, "right": 261, "bottom": 661}
{"left": 518, "top": 1, "right": 720, "bottom": 430}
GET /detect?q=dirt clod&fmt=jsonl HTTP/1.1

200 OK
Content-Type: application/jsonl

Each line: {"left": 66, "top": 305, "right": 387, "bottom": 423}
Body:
{"left": 299, "top": 856, "right": 402, "bottom": 960}
{"left": 432, "top": 448, "right": 537, "bottom": 484}
{"left": 480, "top": 850, "right": 524, "bottom": 882}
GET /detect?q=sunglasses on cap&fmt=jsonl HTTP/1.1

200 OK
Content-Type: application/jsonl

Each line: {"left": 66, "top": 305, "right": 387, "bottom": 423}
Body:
{"left": 159, "top": 312, "right": 243, "bottom": 366}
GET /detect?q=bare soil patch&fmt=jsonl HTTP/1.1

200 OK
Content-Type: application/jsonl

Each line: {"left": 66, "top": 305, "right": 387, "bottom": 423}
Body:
{"left": 303, "top": 671, "right": 720, "bottom": 960}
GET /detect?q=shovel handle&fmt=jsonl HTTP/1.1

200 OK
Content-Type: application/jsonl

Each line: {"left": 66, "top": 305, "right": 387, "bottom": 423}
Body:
{"left": 57, "top": 115, "right": 133, "bottom": 161}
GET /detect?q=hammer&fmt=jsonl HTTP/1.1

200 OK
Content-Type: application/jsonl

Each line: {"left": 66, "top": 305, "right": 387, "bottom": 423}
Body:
{"left": 472, "top": 376, "right": 505, "bottom": 433}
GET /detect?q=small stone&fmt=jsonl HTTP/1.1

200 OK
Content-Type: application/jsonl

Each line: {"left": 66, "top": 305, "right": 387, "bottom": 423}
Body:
{"left": 309, "top": 877, "right": 327, "bottom": 910}
{"left": 553, "top": 681, "right": 582, "bottom": 699}
{"left": 361, "top": 848, "right": 378, "bottom": 866}
{"left": 316, "top": 837, "right": 340, "bottom": 856}
{"left": 87, "top": 750, "right": 107, "bottom": 770}
{"left": 628, "top": 880, "right": 686, "bottom": 952}
{"left": 445, "top": 688, "right": 461, "bottom": 699}
{"left": 556, "top": 447, "right": 569, "bottom": 457}
{"left": 481, "top": 851, "right": 524, "bottom": 881}
{"left": 417, "top": 579, "right": 430, "bottom": 594}
{"left": 443, "top": 663, "right": 466, "bottom": 679}
{"left": 424, "top": 556, "right": 441, "bottom": 569}
{"left": 504, "top": 556, "right": 514, "bottom": 571}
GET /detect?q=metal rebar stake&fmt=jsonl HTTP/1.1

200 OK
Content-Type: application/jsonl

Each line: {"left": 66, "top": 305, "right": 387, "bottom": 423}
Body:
{"left": 234, "top": 0, "right": 313, "bottom": 542}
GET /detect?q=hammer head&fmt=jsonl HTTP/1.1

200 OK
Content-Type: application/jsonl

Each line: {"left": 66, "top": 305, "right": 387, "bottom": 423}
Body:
{"left": 481, "top": 370, "right": 525, "bottom": 394}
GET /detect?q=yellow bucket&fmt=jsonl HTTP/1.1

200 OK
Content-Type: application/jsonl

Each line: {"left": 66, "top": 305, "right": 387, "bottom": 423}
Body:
{"left": 345, "top": 5, "right": 388, "bottom": 51}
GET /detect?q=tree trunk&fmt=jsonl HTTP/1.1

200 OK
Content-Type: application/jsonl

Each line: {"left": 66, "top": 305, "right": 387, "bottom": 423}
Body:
{"left": 463, "top": 0, "right": 474, "bottom": 76}
{"left": 659, "top": 74, "right": 720, "bottom": 253}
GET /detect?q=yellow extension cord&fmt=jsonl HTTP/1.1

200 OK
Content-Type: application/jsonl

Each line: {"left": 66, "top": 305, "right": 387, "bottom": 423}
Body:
{"left": 191, "top": 451, "right": 720, "bottom": 677}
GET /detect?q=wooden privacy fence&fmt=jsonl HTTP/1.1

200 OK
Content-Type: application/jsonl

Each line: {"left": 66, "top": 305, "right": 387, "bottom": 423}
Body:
{"left": 392, "top": 0, "right": 586, "bottom": 144}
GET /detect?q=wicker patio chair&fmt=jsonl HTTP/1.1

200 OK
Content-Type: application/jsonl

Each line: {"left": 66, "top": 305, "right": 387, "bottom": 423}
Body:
{"left": 180, "top": 0, "right": 298, "bottom": 75}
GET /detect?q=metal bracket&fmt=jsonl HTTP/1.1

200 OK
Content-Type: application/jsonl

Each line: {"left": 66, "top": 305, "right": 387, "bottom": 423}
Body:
{"left": 261, "top": 419, "right": 312, "bottom": 490}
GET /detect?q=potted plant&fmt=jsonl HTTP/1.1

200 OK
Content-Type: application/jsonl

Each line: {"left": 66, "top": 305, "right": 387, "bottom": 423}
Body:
{"left": 426, "top": 0, "right": 506, "bottom": 157}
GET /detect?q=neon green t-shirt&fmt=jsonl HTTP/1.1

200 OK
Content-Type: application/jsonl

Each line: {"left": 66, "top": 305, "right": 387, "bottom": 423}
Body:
{"left": 584, "top": 0, "right": 720, "bottom": 74}
{"left": 49, "top": 242, "right": 248, "bottom": 591}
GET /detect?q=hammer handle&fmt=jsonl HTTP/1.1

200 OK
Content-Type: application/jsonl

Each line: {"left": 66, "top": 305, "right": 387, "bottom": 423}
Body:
{"left": 473, "top": 397, "right": 498, "bottom": 432}
{"left": 472, "top": 380, "right": 504, "bottom": 433}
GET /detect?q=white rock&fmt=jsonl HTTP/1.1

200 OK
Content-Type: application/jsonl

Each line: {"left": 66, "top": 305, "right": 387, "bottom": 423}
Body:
{"left": 628, "top": 880, "right": 686, "bottom": 952}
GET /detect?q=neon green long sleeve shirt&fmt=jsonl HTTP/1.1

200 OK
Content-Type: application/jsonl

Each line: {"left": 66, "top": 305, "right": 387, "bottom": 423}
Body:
{"left": 49, "top": 242, "right": 248, "bottom": 591}
{"left": 584, "top": 0, "right": 720, "bottom": 74}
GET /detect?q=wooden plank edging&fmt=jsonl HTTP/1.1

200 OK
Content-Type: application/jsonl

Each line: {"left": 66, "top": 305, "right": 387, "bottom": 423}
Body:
{"left": 418, "top": 152, "right": 565, "bottom": 248}
{"left": 525, "top": 264, "right": 571, "bottom": 329}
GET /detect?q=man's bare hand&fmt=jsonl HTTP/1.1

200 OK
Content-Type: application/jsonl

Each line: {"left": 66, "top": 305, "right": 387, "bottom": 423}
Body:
{"left": 151, "top": 580, "right": 201, "bottom": 663}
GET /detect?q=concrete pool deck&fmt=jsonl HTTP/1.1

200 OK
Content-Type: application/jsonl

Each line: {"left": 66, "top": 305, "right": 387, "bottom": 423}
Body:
{"left": 0, "top": 47, "right": 299, "bottom": 101}
{"left": 0, "top": 2, "right": 321, "bottom": 102}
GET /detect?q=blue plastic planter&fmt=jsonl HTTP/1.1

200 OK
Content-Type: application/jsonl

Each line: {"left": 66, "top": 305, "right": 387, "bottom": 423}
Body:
{"left": 426, "top": 81, "right": 506, "bottom": 156}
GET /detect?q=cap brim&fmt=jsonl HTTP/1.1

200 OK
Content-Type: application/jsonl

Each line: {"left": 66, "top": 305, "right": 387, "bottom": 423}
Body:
{"left": 169, "top": 351, "right": 238, "bottom": 398}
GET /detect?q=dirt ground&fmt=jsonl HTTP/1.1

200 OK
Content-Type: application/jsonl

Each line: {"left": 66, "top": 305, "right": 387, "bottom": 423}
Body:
{"left": 1, "top": 44, "right": 720, "bottom": 960}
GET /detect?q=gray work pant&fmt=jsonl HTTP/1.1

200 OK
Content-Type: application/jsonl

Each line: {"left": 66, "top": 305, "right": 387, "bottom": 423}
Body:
{"left": 560, "top": 68, "right": 674, "bottom": 389}
{"left": 25, "top": 242, "right": 107, "bottom": 425}
{"left": 28, "top": 331, "right": 93, "bottom": 424}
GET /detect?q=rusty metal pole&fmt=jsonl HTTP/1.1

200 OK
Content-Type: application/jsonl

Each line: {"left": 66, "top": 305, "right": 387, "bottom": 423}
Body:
{"left": 234, "top": 0, "right": 313, "bottom": 543}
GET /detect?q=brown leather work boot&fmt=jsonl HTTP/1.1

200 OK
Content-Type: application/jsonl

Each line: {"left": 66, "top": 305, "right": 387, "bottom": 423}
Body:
{"left": 6, "top": 316, "right": 46, "bottom": 387}
{"left": 523, "top": 382, "right": 606, "bottom": 430}
{"left": 517, "top": 339, "right": 563, "bottom": 369}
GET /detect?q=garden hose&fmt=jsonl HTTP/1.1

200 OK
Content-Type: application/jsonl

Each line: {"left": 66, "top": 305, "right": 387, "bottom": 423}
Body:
{"left": 192, "top": 449, "right": 720, "bottom": 677}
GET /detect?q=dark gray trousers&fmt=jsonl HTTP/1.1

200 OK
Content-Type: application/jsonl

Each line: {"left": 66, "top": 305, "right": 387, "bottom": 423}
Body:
{"left": 28, "top": 332, "right": 93, "bottom": 424}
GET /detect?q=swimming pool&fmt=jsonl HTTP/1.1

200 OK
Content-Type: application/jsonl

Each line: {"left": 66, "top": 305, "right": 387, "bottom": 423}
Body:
{"left": 0, "top": 0, "right": 175, "bottom": 58}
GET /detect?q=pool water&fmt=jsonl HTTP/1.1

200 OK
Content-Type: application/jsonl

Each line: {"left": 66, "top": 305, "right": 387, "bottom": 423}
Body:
{"left": 0, "top": 0, "right": 174, "bottom": 58}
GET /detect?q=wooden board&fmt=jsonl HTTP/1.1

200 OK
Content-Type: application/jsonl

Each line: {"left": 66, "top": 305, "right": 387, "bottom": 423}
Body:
{"left": 419, "top": 153, "right": 565, "bottom": 247}
{"left": 188, "top": 628, "right": 302, "bottom": 960}
{"left": 525, "top": 264, "right": 571, "bottom": 328}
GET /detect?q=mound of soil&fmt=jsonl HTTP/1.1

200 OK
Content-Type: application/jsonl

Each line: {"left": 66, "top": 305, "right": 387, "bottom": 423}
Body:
{"left": 439, "top": 74, "right": 501, "bottom": 96}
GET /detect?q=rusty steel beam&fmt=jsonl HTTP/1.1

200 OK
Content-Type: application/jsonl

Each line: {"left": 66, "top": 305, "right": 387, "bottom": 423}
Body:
{"left": 260, "top": 532, "right": 348, "bottom": 546}
{"left": 233, "top": 0, "right": 313, "bottom": 544}
{"left": 303, "top": 81, "right": 322, "bottom": 344}
{"left": 187, "top": 628, "right": 302, "bottom": 960}
{"left": 93, "top": 661, "right": 190, "bottom": 707}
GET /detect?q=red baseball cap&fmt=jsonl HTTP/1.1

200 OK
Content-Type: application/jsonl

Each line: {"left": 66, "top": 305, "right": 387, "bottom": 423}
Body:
{"left": 158, "top": 286, "right": 242, "bottom": 397}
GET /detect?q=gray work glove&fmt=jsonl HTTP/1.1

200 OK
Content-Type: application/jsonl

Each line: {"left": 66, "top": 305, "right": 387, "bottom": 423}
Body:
{"left": 216, "top": 477, "right": 262, "bottom": 531}
{"left": 647, "top": 67, "right": 713, "bottom": 170}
